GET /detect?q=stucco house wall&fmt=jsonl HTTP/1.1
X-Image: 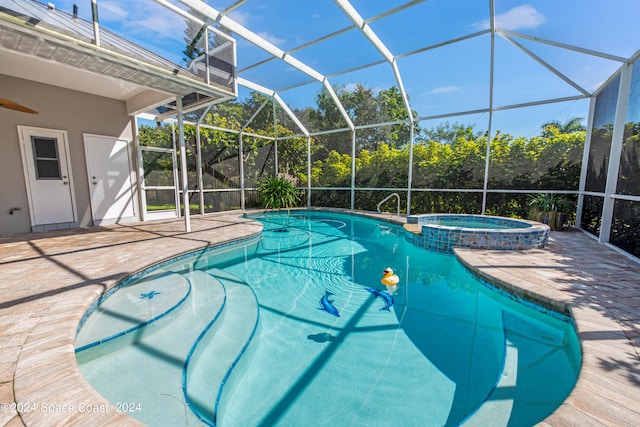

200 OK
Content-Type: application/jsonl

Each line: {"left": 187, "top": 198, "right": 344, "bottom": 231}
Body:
{"left": 0, "top": 73, "right": 139, "bottom": 234}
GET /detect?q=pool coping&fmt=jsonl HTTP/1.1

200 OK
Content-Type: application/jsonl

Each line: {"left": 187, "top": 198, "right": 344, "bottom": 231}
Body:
{"left": 0, "top": 209, "right": 639, "bottom": 425}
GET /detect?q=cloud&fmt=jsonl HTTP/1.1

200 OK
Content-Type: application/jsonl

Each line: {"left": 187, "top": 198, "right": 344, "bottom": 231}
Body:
{"left": 256, "top": 32, "right": 285, "bottom": 46}
{"left": 99, "top": 1, "right": 186, "bottom": 38}
{"left": 474, "top": 5, "right": 546, "bottom": 31}
{"left": 228, "top": 9, "right": 251, "bottom": 27}
{"left": 430, "top": 86, "right": 460, "bottom": 94}
{"left": 100, "top": 1, "right": 131, "bottom": 20}
{"left": 136, "top": 14, "right": 186, "bottom": 39}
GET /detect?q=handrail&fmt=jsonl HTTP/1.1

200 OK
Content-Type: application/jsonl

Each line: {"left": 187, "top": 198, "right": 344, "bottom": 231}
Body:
{"left": 377, "top": 193, "right": 400, "bottom": 216}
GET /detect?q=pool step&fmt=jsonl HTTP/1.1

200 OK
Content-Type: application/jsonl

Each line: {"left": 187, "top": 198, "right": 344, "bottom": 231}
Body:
{"left": 75, "top": 269, "right": 192, "bottom": 359}
{"left": 460, "top": 341, "right": 518, "bottom": 426}
{"left": 76, "top": 269, "right": 226, "bottom": 426}
{"left": 184, "top": 268, "right": 259, "bottom": 425}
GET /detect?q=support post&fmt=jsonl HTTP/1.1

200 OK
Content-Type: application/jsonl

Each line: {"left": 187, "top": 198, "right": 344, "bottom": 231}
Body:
{"left": 91, "top": 0, "right": 101, "bottom": 46}
{"left": 600, "top": 63, "right": 632, "bottom": 243}
{"left": 176, "top": 96, "right": 191, "bottom": 232}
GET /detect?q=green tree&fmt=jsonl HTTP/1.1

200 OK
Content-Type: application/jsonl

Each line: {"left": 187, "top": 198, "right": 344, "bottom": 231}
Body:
{"left": 421, "top": 121, "right": 480, "bottom": 145}
{"left": 138, "top": 124, "right": 172, "bottom": 148}
{"left": 377, "top": 86, "right": 416, "bottom": 148}
{"left": 541, "top": 116, "right": 585, "bottom": 136}
{"left": 242, "top": 92, "right": 276, "bottom": 135}
{"left": 308, "top": 84, "right": 350, "bottom": 135}
{"left": 355, "top": 143, "right": 409, "bottom": 189}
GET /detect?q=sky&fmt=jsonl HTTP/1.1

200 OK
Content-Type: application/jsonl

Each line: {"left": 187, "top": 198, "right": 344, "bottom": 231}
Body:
{"left": 49, "top": 0, "right": 640, "bottom": 137}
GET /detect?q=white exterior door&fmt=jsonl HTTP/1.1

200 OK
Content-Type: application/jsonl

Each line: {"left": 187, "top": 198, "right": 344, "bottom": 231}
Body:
{"left": 18, "top": 126, "right": 76, "bottom": 225}
{"left": 84, "top": 134, "right": 136, "bottom": 224}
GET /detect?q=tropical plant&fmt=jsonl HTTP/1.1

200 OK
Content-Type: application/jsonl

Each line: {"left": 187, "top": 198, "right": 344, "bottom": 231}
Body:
{"left": 257, "top": 176, "right": 300, "bottom": 210}
{"left": 528, "top": 193, "right": 575, "bottom": 230}
{"left": 541, "top": 116, "right": 585, "bottom": 135}
{"left": 528, "top": 193, "right": 574, "bottom": 212}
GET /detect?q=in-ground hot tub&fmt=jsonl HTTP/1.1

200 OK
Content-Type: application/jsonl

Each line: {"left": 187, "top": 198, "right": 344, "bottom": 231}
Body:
{"left": 405, "top": 214, "right": 550, "bottom": 254}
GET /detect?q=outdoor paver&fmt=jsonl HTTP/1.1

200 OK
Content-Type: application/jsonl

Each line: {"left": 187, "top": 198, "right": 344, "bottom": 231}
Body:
{"left": 0, "top": 212, "right": 638, "bottom": 426}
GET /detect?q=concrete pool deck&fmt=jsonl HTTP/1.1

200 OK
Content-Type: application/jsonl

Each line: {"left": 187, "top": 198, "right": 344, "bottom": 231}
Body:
{"left": 0, "top": 211, "right": 638, "bottom": 426}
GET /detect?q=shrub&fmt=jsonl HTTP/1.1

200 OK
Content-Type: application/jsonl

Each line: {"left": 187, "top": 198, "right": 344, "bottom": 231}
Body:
{"left": 528, "top": 193, "right": 575, "bottom": 230}
{"left": 257, "top": 176, "right": 300, "bottom": 210}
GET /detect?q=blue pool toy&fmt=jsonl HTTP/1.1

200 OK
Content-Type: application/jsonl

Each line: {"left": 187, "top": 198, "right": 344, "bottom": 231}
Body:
{"left": 365, "top": 287, "right": 394, "bottom": 311}
{"left": 318, "top": 291, "right": 340, "bottom": 317}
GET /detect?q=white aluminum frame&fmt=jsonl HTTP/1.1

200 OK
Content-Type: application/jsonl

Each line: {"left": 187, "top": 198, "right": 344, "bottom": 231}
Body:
{"left": 144, "top": 0, "right": 640, "bottom": 261}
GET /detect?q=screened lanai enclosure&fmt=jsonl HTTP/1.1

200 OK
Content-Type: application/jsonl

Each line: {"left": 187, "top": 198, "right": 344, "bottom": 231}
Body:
{"left": 13, "top": 0, "right": 640, "bottom": 259}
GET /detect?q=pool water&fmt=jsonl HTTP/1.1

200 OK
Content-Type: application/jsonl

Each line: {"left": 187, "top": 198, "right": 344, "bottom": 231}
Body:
{"left": 429, "top": 219, "right": 515, "bottom": 228}
{"left": 76, "top": 211, "right": 580, "bottom": 427}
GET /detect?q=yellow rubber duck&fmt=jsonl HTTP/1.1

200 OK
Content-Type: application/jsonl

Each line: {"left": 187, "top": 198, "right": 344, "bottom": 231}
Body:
{"left": 381, "top": 267, "right": 399, "bottom": 287}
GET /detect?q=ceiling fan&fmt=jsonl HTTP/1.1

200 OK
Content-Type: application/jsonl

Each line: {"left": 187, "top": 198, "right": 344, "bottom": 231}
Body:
{"left": 0, "top": 97, "right": 38, "bottom": 114}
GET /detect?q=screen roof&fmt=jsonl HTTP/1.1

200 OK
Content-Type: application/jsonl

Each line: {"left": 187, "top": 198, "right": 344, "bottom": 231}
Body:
{"left": 33, "top": 0, "right": 640, "bottom": 133}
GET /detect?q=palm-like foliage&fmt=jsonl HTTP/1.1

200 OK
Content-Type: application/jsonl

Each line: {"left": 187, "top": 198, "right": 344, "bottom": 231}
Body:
{"left": 542, "top": 117, "right": 585, "bottom": 135}
{"left": 528, "top": 193, "right": 576, "bottom": 230}
{"left": 528, "top": 193, "right": 574, "bottom": 212}
{"left": 257, "top": 176, "right": 300, "bottom": 209}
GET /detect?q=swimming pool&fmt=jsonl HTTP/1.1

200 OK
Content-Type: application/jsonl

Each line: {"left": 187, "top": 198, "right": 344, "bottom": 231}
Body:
{"left": 75, "top": 211, "right": 580, "bottom": 426}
